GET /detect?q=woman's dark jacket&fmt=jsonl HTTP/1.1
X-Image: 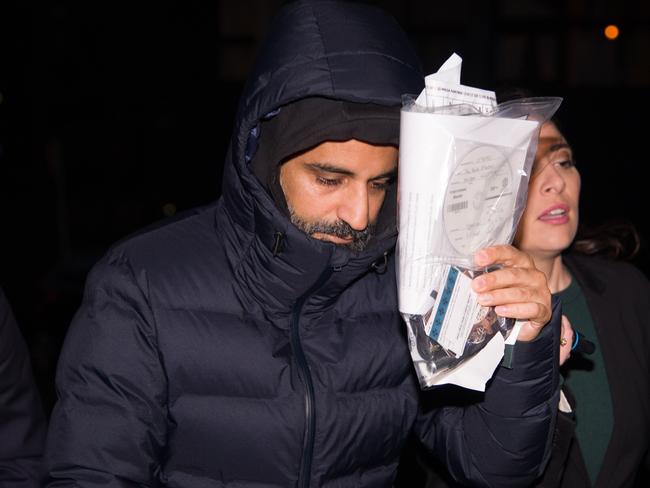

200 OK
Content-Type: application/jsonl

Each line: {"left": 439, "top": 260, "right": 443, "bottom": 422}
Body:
{"left": 44, "top": 1, "right": 560, "bottom": 487}
{"left": 541, "top": 254, "right": 650, "bottom": 488}
{"left": 0, "top": 288, "right": 47, "bottom": 487}
{"left": 410, "top": 255, "right": 649, "bottom": 488}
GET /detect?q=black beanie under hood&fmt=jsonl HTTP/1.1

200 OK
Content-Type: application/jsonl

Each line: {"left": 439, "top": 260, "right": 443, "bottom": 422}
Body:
{"left": 252, "top": 96, "right": 400, "bottom": 217}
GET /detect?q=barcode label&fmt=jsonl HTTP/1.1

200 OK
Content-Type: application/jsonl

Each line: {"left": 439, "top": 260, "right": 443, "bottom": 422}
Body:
{"left": 448, "top": 201, "right": 468, "bottom": 212}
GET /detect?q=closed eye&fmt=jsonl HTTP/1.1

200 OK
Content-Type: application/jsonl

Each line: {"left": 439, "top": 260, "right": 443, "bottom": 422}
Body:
{"left": 370, "top": 178, "right": 394, "bottom": 191}
{"left": 316, "top": 175, "right": 342, "bottom": 186}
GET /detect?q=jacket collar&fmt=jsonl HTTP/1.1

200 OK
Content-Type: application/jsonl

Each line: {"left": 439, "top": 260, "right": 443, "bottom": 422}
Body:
{"left": 563, "top": 253, "right": 607, "bottom": 295}
{"left": 216, "top": 193, "right": 395, "bottom": 316}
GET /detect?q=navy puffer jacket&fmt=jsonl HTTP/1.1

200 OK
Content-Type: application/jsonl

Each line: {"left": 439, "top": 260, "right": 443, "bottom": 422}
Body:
{"left": 0, "top": 288, "right": 47, "bottom": 487}
{"left": 45, "top": 1, "right": 560, "bottom": 487}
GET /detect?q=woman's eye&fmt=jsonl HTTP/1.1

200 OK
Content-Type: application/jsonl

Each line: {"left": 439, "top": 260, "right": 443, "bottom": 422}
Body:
{"left": 556, "top": 159, "right": 576, "bottom": 169}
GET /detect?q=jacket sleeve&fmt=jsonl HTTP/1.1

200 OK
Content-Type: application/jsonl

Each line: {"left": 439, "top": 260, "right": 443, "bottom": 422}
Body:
{"left": 414, "top": 296, "right": 561, "bottom": 488}
{"left": 0, "top": 288, "right": 47, "bottom": 488}
{"left": 45, "top": 252, "right": 167, "bottom": 487}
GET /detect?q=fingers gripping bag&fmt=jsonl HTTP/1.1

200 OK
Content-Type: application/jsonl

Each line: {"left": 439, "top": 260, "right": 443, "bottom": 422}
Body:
{"left": 396, "top": 53, "right": 561, "bottom": 391}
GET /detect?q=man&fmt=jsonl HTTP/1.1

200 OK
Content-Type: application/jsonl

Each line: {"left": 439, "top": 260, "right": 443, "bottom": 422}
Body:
{"left": 45, "top": 1, "right": 560, "bottom": 486}
{"left": 0, "top": 287, "right": 47, "bottom": 487}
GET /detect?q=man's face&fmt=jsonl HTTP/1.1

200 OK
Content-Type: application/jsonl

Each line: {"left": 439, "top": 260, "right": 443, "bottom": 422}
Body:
{"left": 279, "top": 139, "right": 398, "bottom": 251}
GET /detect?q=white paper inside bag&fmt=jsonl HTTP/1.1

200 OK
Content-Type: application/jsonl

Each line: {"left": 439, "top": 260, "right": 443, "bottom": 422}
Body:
{"left": 415, "top": 52, "right": 496, "bottom": 112}
{"left": 397, "top": 111, "right": 539, "bottom": 315}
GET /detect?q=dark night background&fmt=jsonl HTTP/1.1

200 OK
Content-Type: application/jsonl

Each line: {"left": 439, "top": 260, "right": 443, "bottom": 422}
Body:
{"left": 1, "top": 0, "right": 649, "bottom": 431}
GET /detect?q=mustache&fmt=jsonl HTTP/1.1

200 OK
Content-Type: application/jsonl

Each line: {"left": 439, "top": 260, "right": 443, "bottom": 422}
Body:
{"left": 289, "top": 213, "right": 375, "bottom": 252}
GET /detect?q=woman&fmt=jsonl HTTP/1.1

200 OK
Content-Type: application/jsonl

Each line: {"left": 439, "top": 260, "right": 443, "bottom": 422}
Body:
{"left": 397, "top": 117, "right": 650, "bottom": 488}
{"left": 515, "top": 120, "right": 650, "bottom": 487}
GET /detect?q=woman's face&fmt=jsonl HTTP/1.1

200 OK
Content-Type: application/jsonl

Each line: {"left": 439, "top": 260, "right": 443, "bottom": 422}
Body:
{"left": 514, "top": 122, "right": 581, "bottom": 258}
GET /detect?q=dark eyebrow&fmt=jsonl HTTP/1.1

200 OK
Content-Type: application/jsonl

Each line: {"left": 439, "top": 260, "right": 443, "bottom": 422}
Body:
{"left": 305, "top": 162, "right": 397, "bottom": 181}
{"left": 538, "top": 142, "right": 573, "bottom": 163}
{"left": 306, "top": 162, "right": 354, "bottom": 176}
{"left": 548, "top": 143, "right": 572, "bottom": 154}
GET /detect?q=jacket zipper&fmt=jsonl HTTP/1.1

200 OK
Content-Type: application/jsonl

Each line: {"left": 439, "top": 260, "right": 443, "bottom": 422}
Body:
{"left": 292, "top": 267, "right": 332, "bottom": 488}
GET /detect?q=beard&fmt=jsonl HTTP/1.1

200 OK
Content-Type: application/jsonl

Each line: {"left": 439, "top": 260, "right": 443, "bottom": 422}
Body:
{"left": 288, "top": 209, "right": 376, "bottom": 252}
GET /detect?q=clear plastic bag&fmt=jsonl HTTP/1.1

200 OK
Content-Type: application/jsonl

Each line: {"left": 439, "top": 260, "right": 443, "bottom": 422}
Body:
{"left": 397, "top": 96, "right": 562, "bottom": 390}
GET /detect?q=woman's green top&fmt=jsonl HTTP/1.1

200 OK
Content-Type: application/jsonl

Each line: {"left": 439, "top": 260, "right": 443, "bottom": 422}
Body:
{"left": 557, "top": 277, "right": 613, "bottom": 484}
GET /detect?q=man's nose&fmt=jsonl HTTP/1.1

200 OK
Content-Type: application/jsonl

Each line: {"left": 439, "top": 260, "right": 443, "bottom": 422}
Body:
{"left": 337, "top": 185, "right": 370, "bottom": 231}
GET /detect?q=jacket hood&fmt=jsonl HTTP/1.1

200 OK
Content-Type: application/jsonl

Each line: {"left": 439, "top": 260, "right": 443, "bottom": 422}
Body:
{"left": 218, "top": 0, "right": 424, "bottom": 302}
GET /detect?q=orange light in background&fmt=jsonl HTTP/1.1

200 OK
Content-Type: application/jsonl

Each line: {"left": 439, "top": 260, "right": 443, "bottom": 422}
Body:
{"left": 604, "top": 24, "right": 619, "bottom": 41}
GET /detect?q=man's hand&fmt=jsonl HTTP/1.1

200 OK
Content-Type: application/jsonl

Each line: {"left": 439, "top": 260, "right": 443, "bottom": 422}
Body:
{"left": 472, "top": 245, "right": 551, "bottom": 342}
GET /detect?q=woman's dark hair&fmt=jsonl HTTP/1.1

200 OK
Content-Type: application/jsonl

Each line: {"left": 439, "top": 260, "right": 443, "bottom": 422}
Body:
{"left": 572, "top": 220, "right": 641, "bottom": 261}
{"left": 495, "top": 85, "right": 566, "bottom": 132}
{"left": 495, "top": 85, "right": 535, "bottom": 104}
